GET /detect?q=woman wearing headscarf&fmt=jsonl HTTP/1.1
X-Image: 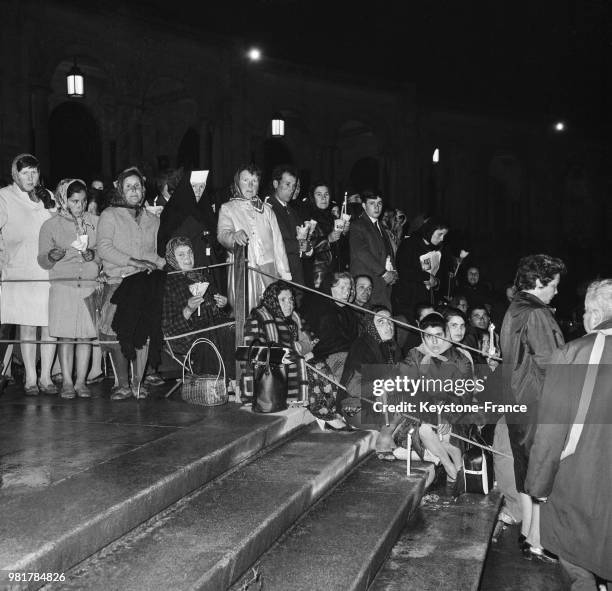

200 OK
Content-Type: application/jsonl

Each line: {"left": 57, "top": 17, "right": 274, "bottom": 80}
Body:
{"left": 38, "top": 179, "right": 99, "bottom": 399}
{"left": 162, "top": 236, "right": 234, "bottom": 376}
{"left": 243, "top": 281, "right": 341, "bottom": 420}
{"left": 217, "top": 164, "right": 291, "bottom": 310}
{"left": 393, "top": 217, "right": 450, "bottom": 320}
{"left": 403, "top": 313, "right": 473, "bottom": 480}
{"left": 0, "top": 153, "right": 56, "bottom": 395}
{"left": 341, "top": 306, "right": 402, "bottom": 451}
{"left": 97, "top": 167, "right": 165, "bottom": 400}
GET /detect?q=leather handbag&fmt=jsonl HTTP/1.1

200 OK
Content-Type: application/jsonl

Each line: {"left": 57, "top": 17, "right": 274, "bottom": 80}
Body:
{"left": 248, "top": 339, "right": 288, "bottom": 413}
{"left": 460, "top": 427, "right": 494, "bottom": 495}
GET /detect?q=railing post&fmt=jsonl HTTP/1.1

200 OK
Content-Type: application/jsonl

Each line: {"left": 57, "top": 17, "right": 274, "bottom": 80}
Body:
{"left": 234, "top": 244, "right": 247, "bottom": 383}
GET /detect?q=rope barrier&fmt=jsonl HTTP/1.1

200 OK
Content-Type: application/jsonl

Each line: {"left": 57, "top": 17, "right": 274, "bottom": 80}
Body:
{"left": 304, "top": 360, "right": 511, "bottom": 459}
{"left": 248, "top": 265, "right": 503, "bottom": 362}
{"left": 0, "top": 261, "right": 234, "bottom": 283}
{"left": 0, "top": 320, "right": 236, "bottom": 346}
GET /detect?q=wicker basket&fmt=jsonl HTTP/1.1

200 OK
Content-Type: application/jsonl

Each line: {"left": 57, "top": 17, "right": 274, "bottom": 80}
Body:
{"left": 181, "top": 338, "right": 228, "bottom": 406}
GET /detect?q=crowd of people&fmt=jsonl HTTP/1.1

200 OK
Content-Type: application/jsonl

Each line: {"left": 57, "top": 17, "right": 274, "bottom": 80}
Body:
{"left": 0, "top": 154, "right": 609, "bottom": 589}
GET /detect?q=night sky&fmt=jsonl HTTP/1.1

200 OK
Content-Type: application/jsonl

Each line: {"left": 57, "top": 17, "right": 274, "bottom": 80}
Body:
{"left": 66, "top": 0, "right": 611, "bottom": 139}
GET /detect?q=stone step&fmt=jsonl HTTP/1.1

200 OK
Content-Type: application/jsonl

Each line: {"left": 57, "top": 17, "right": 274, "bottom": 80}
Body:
{"left": 0, "top": 404, "right": 312, "bottom": 591}
{"left": 231, "top": 456, "right": 432, "bottom": 591}
{"left": 370, "top": 490, "right": 502, "bottom": 591}
{"left": 45, "top": 427, "right": 377, "bottom": 591}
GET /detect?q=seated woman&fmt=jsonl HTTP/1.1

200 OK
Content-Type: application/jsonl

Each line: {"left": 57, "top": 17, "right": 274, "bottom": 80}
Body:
{"left": 341, "top": 306, "right": 402, "bottom": 448}
{"left": 244, "top": 281, "right": 342, "bottom": 423}
{"left": 403, "top": 313, "right": 474, "bottom": 481}
{"left": 162, "top": 237, "right": 234, "bottom": 377}
{"left": 442, "top": 307, "right": 474, "bottom": 369}
{"left": 305, "top": 271, "right": 359, "bottom": 381}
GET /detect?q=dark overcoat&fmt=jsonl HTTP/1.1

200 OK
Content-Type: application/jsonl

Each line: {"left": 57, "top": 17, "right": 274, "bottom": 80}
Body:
{"left": 525, "top": 318, "right": 612, "bottom": 580}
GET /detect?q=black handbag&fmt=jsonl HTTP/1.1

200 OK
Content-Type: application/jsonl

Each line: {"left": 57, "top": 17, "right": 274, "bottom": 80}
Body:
{"left": 459, "top": 426, "right": 494, "bottom": 495}
{"left": 248, "top": 340, "right": 288, "bottom": 413}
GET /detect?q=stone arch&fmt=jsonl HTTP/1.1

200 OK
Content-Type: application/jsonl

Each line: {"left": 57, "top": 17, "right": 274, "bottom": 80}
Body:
{"left": 48, "top": 101, "right": 102, "bottom": 185}
{"left": 336, "top": 120, "right": 380, "bottom": 194}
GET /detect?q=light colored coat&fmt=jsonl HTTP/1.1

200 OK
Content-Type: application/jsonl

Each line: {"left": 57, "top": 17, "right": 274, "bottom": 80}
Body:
{"left": 97, "top": 207, "right": 165, "bottom": 284}
{"left": 0, "top": 183, "right": 52, "bottom": 325}
{"left": 217, "top": 199, "right": 291, "bottom": 310}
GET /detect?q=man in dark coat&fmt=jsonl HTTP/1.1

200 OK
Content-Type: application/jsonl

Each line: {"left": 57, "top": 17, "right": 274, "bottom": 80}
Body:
{"left": 268, "top": 165, "right": 306, "bottom": 287}
{"left": 500, "top": 253, "right": 566, "bottom": 561}
{"left": 349, "top": 191, "right": 397, "bottom": 308}
{"left": 526, "top": 278, "right": 612, "bottom": 588}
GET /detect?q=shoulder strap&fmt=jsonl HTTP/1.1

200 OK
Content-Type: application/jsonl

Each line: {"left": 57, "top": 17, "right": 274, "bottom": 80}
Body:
{"left": 254, "top": 307, "right": 280, "bottom": 344}
{"left": 560, "top": 329, "right": 612, "bottom": 460}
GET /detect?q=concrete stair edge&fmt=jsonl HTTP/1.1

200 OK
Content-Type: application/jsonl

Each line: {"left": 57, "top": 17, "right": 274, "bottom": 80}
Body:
{"left": 51, "top": 428, "right": 377, "bottom": 591}
{"left": 230, "top": 458, "right": 432, "bottom": 591}
{"left": 3, "top": 406, "right": 313, "bottom": 591}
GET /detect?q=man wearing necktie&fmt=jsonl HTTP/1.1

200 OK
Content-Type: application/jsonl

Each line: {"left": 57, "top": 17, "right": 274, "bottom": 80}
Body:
{"left": 268, "top": 165, "right": 307, "bottom": 288}
{"left": 349, "top": 190, "right": 398, "bottom": 309}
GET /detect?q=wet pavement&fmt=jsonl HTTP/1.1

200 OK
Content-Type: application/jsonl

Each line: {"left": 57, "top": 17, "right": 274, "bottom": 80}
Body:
{"left": 480, "top": 522, "right": 567, "bottom": 590}
{"left": 0, "top": 379, "right": 211, "bottom": 497}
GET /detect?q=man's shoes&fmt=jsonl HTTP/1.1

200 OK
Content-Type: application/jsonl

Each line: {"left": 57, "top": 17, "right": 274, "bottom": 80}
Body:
{"left": 110, "top": 385, "right": 133, "bottom": 401}
{"left": 38, "top": 381, "right": 58, "bottom": 395}
{"left": 60, "top": 384, "right": 77, "bottom": 399}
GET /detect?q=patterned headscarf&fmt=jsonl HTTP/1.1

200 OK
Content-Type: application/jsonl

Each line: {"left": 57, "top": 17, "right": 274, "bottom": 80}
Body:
{"left": 363, "top": 307, "right": 397, "bottom": 364}
{"left": 260, "top": 281, "right": 298, "bottom": 340}
{"left": 230, "top": 167, "right": 264, "bottom": 213}
{"left": 54, "top": 178, "right": 90, "bottom": 234}
{"left": 165, "top": 236, "right": 202, "bottom": 282}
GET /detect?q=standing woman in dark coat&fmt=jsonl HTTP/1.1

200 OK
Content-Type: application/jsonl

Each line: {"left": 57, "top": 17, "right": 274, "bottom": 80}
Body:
{"left": 500, "top": 254, "right": 566, "bottom": 561}
{"left": 393, "top": 218, "right": 449, "bottom": 320}
{"left": 307, "top": 272, "right": 359, "bottom": 380}
{"left": 157, "top": 171, "right": 221, "bottom": 286}
{"left": 301, "top": 182, "right": 345, "bottom": 289}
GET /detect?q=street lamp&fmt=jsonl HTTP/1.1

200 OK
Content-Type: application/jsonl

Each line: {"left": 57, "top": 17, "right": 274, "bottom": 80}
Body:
{"left": 247, "top": 47, "right": 262, "bottom": 62}
{"left": 66, "top": 58, "right": 84, "bottom": 97}
{"left": 271, "top": 113, "right": 285, "bottom": 137}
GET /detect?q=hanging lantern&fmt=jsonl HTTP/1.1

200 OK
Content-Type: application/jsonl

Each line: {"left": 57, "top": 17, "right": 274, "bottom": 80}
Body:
{"left": 66, "top": 58, "right": 84, "bottom": 98}
{"left": 271, "top": 114, "right": 285, "bottom": 137}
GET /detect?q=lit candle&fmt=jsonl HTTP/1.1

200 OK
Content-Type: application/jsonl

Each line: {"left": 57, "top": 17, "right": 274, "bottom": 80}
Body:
{"left": 407, "top": 428, "right": 413, "bottom": 476}
{"left": 488, "top": 323, "right": 496, "bottom": 357}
